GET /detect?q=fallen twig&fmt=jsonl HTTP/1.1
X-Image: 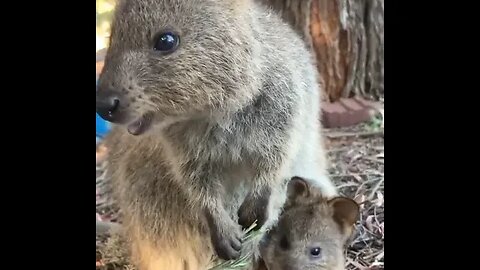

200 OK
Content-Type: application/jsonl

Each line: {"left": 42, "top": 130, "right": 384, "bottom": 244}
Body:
{"left": 367, "top": 178, "right": 384, "bottom": 201}
{"left": 325, "top": 130, "right": 384, "bottom": 139}
{"left": 363, "top": 157, "right": 384, "bottom": 164}
{"left": 329, "top": 173, "right": 384, "bottom": 178}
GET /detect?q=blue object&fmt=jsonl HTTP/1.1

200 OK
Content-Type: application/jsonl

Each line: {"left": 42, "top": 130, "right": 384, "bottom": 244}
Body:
{"left": 96, "top": 80, "right": 111, "bottom": 140}
{"left": 96, "top": 113, "right": 110, "bottom": 138}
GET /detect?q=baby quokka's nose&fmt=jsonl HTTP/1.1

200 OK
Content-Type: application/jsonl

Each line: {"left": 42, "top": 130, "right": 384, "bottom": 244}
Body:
{"left": 96, "top": 90, "right": 121, "bottom": 122}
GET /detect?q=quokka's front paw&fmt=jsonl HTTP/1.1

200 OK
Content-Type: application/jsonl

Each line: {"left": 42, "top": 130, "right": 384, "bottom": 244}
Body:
{"left": 237, "top": 192, "right": 270, "bottom": 230}
{"left": 206, "top": 212, "right": 243, "bottom": 260}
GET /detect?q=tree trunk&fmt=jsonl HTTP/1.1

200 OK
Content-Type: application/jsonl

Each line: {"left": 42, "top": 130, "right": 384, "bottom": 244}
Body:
{"left": 258, "top": 0, "right": 384, "bottom": 103}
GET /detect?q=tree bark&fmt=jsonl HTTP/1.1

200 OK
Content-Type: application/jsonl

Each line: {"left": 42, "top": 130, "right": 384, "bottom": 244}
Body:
{"left": 258, "top": 0, "right": 384, "bottom": 103}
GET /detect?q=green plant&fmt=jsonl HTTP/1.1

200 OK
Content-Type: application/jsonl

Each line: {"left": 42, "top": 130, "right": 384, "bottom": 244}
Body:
{"left": 208, "top": 222, "right": 263, "bottom": 270}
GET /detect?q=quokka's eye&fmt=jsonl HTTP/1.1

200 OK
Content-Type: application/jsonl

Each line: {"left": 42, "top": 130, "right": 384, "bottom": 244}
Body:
{"left": 153, "top": 32, "right": 180, "bottom": 53}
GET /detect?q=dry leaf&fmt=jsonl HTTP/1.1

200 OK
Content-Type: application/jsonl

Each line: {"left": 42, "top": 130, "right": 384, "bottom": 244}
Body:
{"left": 375, "top": 251, "right": 384, "bottom": 261}
{"left": 352, "top": 174, "right": 363, "bottom": 182}
{"left": 375, "top": 192, "right": 384, "bottom": 207}
{"left": 355, "top": 195, "right": 367, "bottom": 212}
{"left": 366, "top": 216, "right": 374, "bottom": 232}
{"left": 347, "top": 258, "right": 368, "bottom": 270}
{"left": 378, "top": 222, "right": 384, "bottom": 238}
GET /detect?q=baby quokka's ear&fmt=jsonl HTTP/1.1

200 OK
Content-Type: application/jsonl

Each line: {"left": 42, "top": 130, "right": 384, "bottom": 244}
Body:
{"left": 328, "top": 197, "right": 360, "bottom": 238}
{"left": 287, "top": 176, "right": 311, "bottom": 201}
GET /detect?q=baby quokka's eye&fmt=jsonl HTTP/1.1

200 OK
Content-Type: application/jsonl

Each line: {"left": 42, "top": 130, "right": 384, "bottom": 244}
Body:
{"left": 153, "top": 32, "right": 180, "bottom": 53}
{"left": 309, "top": 247, "right": 322, "bottom": 258}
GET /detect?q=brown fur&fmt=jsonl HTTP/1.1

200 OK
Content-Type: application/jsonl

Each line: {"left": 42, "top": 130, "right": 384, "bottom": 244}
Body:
{"left": 260, "top": 177, "right": 359, "bottom": 270}
{"left": 97, "top": 0, "right": 338, "bottom": 269}
{"left": 130, "top": 226, "right": 212, "bottom": 270}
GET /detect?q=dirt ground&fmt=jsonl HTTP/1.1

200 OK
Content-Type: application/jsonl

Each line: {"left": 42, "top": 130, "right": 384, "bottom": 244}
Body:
{"left": 96, "top": 113, "right": 384, "bottom": 270}
{"left": 324, "top": 122, "right": 384, "bottom": 270}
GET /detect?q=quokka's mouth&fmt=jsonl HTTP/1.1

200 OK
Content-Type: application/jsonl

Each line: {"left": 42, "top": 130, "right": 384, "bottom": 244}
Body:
{"left": 127, "top": 112, "right": 154, "bottom": 136}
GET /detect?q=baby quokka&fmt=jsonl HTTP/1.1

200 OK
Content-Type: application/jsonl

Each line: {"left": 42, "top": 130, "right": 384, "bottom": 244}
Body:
{"left": 260, "top": 177, "right": 360, "bottom": 270}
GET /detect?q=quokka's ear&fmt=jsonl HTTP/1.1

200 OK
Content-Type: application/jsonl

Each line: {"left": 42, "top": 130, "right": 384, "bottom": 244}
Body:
{"left": 328, "top": 196, "right": 360, "bottom": 236}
